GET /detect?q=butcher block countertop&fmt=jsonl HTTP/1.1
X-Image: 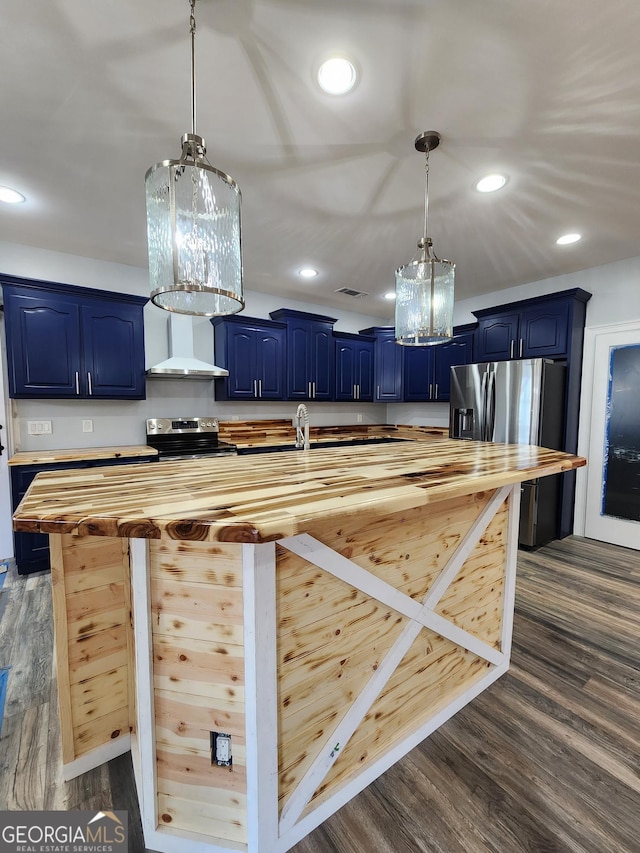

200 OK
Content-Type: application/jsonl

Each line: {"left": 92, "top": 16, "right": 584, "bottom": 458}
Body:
{"left": 13, "top": 439, "right": 585, "bottom": 542}
{"left": 8, "top": 444, "right": 158, "bottom": 466}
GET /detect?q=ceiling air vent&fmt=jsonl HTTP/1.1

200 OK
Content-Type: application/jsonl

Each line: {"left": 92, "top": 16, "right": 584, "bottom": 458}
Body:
{"left": 335, "top": 287, "right": 369, "bottom": 298}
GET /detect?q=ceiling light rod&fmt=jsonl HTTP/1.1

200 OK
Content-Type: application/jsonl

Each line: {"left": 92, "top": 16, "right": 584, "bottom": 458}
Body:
{"left": 394, "top": 130, "right": 455, "bottom": 346}
{"left": 144, "top": 0, "right": 244, "bottom": 317}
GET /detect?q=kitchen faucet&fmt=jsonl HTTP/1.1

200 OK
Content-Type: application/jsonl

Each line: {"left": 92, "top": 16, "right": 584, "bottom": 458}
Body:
{"left": 294, "top": 403, "right": 310, "bottom": 450}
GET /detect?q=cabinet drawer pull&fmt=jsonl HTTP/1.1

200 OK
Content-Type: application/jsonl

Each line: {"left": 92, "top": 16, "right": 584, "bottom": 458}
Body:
{"left": 87, "top": 372, "right": 92, "bottom": 395}
{"left": 75, "top": 371, "right": 80, "bottom": 395}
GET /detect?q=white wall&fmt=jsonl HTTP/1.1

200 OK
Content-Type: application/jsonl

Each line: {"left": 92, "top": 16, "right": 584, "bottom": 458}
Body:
{"left": 0, "top": 241, "right": 386, "bottom": 452}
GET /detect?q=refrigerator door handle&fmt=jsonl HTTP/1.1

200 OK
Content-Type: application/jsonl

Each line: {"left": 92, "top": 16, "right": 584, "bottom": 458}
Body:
{"left": 480, "top": 371, "right": 488, "bottom": 440}
{"left": 487, "top": 370, "right": 496, "bottom": 440}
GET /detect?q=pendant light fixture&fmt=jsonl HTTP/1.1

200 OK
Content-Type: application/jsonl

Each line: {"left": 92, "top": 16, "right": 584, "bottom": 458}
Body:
{"left": 145, "top": 0, "right": 244, "bottom": 316}
{"left": 395, "top": 131, "right": 454, "bottom": 345}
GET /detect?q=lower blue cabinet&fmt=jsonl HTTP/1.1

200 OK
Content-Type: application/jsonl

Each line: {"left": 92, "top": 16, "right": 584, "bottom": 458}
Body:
{"left": 10, "top": 455, "right": 157, "bottom": 574}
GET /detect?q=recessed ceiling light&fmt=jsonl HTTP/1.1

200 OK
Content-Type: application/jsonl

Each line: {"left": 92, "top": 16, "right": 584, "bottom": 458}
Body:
{"left": 384, "top": 291, "right": 396, "bottom": 300}
{"left": 475, "top": 174, "right": 508, "bottom": 193}
{"left": 299, "top": 268, "right": 318, "bottom": 278}
{"left": 556, "top": 233, "right": 582, "bottom": 245}
{"left": 317, "top": 57, "right": 357, "bottom": 95}
{"left": 0, "top": 186, "right": 26, "bottom": 204}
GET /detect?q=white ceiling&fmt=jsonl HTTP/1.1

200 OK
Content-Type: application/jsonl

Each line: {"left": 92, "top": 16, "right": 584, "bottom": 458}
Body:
{"left": 2, "top": 0, "right": 640, "bottom": 319}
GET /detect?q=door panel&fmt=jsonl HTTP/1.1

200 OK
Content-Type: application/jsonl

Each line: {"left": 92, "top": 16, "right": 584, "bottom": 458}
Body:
{"left": 82, "top": 303, "right": 145, "bottom": 398}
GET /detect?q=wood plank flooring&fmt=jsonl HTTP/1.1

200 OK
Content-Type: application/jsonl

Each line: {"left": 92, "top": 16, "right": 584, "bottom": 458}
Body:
{"left": 0, "top": 535, "right": 638, "bottom": 853}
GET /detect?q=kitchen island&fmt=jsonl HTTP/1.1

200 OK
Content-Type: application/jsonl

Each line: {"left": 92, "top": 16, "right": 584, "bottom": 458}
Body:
{"left": 13, "top": 439, "right": 585, "bottom": 853}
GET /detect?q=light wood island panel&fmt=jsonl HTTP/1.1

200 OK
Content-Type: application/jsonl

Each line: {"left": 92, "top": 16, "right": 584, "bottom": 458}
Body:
{"left": 13, "top": 439, "right": 585, "bottom": 853}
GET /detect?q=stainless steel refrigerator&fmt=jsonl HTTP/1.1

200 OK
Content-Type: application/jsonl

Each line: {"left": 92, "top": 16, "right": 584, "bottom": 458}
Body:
{"left": 449, "top": 358, "right": 566, "bottom": 547}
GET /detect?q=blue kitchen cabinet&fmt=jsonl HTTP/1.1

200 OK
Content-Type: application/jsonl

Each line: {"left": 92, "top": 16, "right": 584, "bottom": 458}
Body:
{"left": 475, "top": 311, "right": 520, "bottom": 362}
{"left": 2, "top": 276, "right": 147, "bottom": 399}
{"left": 359, "top": 327, "right": 403, "bottom": 402}
{"left": 270, "top": 309, "right": 337, "bottom": 400}
{"left": 334, "top": 333, "right": 375, "bottom": 401}
{"left": 474, "top": 294, "right": 573, "bottom": 362}
{"left": 10, "top": 455, "right": 157, "bottom": 575}
{"left": 403, "top": 329, "right": 474, "bottom": 402}
{"left": 212, "top": 315, "right": 286, "bottom": 400}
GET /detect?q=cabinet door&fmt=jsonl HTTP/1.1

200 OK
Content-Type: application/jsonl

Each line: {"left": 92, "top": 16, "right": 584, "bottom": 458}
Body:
{"left": 335, "top": 339, "right": 357, "bottom": 401}
{"left": 375, "top": 333, "right": 403, "bottom": 401}
{"left": 520, "top": 301, "right": 569, "bottom": 358}
{"left": 355, "top": 340, "right": 374, "bottom": 401}
{"left": 434, "top": 333, "right": 474, "bottom": 401}
{"left": 81, "top": 302, "right": 146, "bottom": 398}
{"left": 287, "top": 321, "right": 313, "bottom": 399}
{"left": 403, "top": 347, "right": 434, "bottom": 401}
{"left": 310, "top": 325, "right": 334, "bottom": 400}
{"left": 11, "top": 467, "right": 51, "bottom": 573}
{"left": 256, "top": 326, "right": 285, "bottom": 399}
{"left": 5, "top": 292, "right": 82, "bottom": 398}
{"left": 476, "top": 312, "right": 519, "bottom": 362}
{"left": 225, "top": 326, "right": 259, "bottom": 398}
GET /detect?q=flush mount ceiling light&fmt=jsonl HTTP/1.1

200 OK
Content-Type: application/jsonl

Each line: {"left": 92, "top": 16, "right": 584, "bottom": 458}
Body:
{"left": 0, "top": 186, "right": 26, "bottom": 204}
{"left": 298, "top": 268, "right": 318, "bottom": 278}
{"left": 394, "top": 131, "right": 455, "bottom": 346}
{"left": 145, "top": 0, "right": 244, "bottom": 317}
{"left": 475, "top": 173, "right": 507, "bottom": 193}
{"left": 317, "top": 57, "right": 357, "bottom": 94}
{"left": 556, "top": 232, "right": 582, "bottom": 245}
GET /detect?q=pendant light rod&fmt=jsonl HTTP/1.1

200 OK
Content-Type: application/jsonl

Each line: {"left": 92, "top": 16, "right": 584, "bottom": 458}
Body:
{"left": 415, "top": 131, "right": 440, "bottom": 245}
{"left": 190, "top": 0, "right": 197, "bottom": 137}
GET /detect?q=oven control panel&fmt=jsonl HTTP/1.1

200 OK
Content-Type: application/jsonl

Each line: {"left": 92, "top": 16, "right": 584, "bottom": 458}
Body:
{"left": 146, "top": 417, "right": 220, "bottom": 434}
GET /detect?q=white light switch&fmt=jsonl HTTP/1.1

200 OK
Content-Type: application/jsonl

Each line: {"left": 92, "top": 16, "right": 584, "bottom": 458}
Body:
{"left": 82, "top": 419, "right": 94, "bottom": 433}
{"left": 27, "top": 420, "right": 52, "bottom": 435}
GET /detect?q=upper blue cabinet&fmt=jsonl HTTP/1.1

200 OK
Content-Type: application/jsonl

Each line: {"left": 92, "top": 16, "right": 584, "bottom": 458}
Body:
{"left": 359, "top": 327, "right": 403, "bottom": 402}
{"left": 334, "top": 332, "right": 375, "bottom": 402}
{"left": 474, "top": 290, "right": 590, "bottom": 362}
{"left": 2, "top": 276, "right": 148, "bottom": 399}
{"left": 269, "top": 309, "right": 337, "bottom": 400}
{"left": 212, "top": 315, "right": 286, "bottom": 400}
{"left": 403, "top": 328, "right": 474, "bottom": 402}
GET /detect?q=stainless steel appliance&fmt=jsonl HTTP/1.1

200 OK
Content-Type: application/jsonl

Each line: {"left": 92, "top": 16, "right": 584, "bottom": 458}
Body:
{"left": 449, "top": 358, "right": 566, "bottom": 547}
{"left": 146, "top": 417, "right": 237, "bottom": 461}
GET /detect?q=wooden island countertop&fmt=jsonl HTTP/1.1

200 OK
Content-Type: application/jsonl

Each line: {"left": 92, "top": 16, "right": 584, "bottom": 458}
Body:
{"left": 13, "top": 438, "right": 584, "bottom": 543}
{"left": 14, "top": 439, "right": 585, "bottom": 853}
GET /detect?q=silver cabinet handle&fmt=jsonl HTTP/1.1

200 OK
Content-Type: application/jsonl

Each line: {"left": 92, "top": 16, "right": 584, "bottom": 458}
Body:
{"left": 308, "top": 381, "right": 312, "bottom": 398}
{"left": 519, "top": 338, "right": 524, "bottom": 358}
{"left": 258, "top": 379, "right": 262, "bottom": 398}
{"left": 429, "top": 383, "right": 433, "bottom": 399}
{"left": 434, "top": 383, "right": 438, "bottom": 399}
{"left": 313, "top": 381, "right": 316, "bottom": 399}
{"left": 353, "top": 384, "right": 357, "bottom": 399}
{"left": 357, "top": 384, "right": 360, "bottom": 400}
{"left": 75, "top": 371, "right": 80, "bottom": 395}
{"left": 253, "top": 379, "right": 257, "bottom": 397}
{"left": 87, "top": 372, "right": 92, "bottom": 396}
{"left": 510, "top": 339, "right": 514, "bottom": 359}
{"left": 377, "top": 384, "right": 380, "bottom": 399}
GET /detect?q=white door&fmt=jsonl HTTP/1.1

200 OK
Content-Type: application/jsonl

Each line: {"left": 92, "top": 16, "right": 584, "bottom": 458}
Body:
{"left": 0, "top": 329, "right": 14, "bottom": 561}
{"left": 583, "top": 321, "right": 640, "bottom": 549}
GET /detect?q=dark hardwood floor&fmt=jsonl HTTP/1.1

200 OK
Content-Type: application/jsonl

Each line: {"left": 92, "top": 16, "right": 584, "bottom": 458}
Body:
{"left": 1, "top": 536, "right": 638, "bottom": 853}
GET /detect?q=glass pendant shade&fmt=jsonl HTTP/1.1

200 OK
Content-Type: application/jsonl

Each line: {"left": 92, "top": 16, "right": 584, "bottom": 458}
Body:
{"left": 145, "top": 135, "right": 244, "bottom": 316}
{"left": 395, "top": 240, "right": 455, "bottom": 345}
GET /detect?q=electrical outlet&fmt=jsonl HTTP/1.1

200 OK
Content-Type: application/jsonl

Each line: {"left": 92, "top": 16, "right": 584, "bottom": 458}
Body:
{"left": 82, "top": 419, "right": 94, "bottom": 433}
{"left": 231, "top": 415, "right": 239, "bottom": 421}
{"left": 356, "top": 413, "right": 363, "bottom": 423}
{"left": 27, "top": 420, "right": 52, "bottom": 435}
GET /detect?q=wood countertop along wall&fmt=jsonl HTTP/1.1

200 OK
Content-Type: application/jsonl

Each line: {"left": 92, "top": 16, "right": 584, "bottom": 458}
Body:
{"left": 14, "top": 439, "right": 585, "bottom": 543}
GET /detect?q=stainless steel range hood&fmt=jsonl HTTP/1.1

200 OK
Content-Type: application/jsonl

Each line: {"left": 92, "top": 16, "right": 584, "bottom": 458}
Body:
{"left": 146, "top": 313, "right": 229, "bottom": 379}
